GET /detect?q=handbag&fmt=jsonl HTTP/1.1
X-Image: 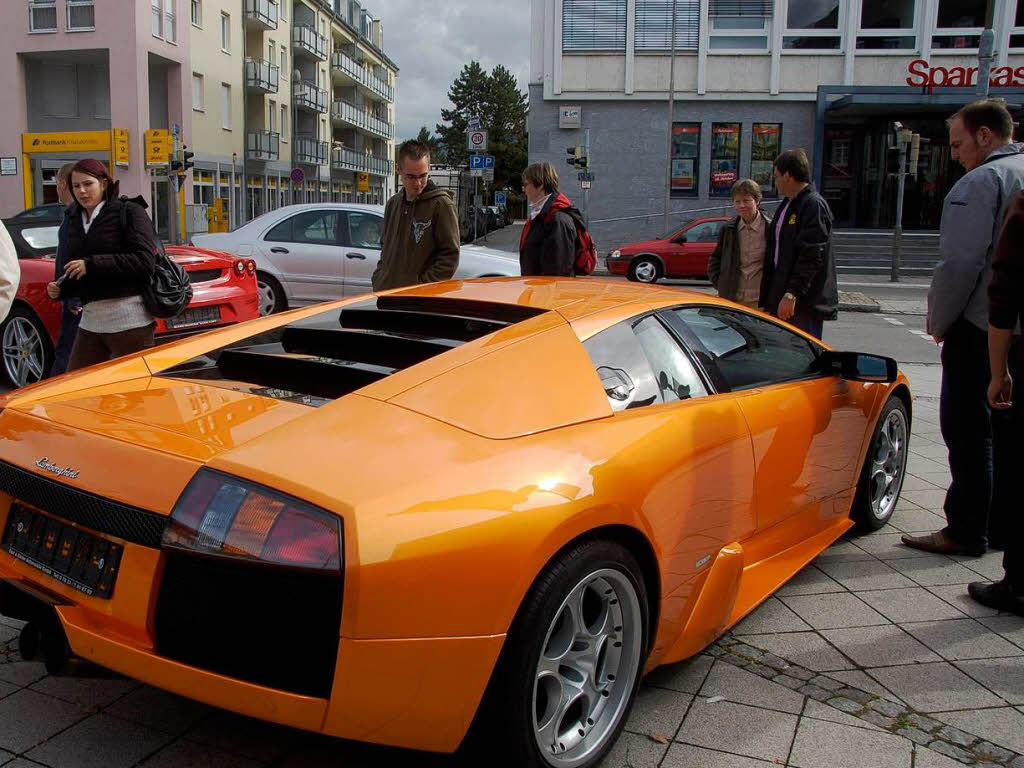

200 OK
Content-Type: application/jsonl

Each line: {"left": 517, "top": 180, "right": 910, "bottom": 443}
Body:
{"left": 119, "top": 197, "right": 193, "bottom": 318}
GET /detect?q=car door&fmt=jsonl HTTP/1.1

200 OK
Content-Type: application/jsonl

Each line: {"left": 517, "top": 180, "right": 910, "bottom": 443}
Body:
{"left": 677, "top": 219, "right": 726, "bottom": 278}
{"left": 662, "top": 305, "right": 872, "bottom": 533}
{"left": 340, "top": 210, "right": 384, "bottom": 296}
{"left": 259, "top": 209, "right": 344, "bottom": 305}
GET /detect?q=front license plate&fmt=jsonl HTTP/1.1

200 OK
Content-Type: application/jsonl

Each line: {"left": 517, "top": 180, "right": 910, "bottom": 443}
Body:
{"left": 166, "top": 306, "right": 222, "bottom": 330}
{"left": 2, "top": 504, "right": 123, "bottom": 599}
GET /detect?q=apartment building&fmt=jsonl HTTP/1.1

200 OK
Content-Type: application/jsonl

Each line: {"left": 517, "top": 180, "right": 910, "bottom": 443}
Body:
{"left": 529, "top": 0, "right": 1024, "bottom": 243}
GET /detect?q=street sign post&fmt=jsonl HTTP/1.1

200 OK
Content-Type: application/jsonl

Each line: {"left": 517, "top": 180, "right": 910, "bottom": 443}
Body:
{"left": 290, "top": 167, "right": 305, "bottom": 184}
{"left": 356, "top": 172, "right": 369, "bottom": 192}
{"left": 495, "top": 191, "right": 507, "bottom": 207}
{"left": 468, "top": 115, "right": 482, "bottom": 130}
{"left": 469, "top": 155, "right": 494, "bottom": 170}
{"left": 466, "top": 130, "right": 488, "bottom": 151}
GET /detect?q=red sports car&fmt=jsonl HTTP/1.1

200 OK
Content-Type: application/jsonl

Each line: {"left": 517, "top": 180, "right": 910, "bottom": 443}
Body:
{"left": 606, "top": 216, "right": 731, "bottom": 283}
{"left": 1, "top": 246, "right": 260, "bottom": 389}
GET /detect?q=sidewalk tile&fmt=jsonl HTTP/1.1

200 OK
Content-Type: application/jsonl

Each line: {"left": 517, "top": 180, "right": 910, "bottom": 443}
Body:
{"left": 0, "top": 689, "right": 86, "bottom": 753}
{"left": 0, "top": 661, "right": 47, "bottom": 688}
{"left": 26, "top": 713, "right": 172, "bottom": 768}
{"left": 183, "top": 711, "right": 303, "bottom": 762}
{"left": 927, "top": 585, "right": 1000, "bottom": 618}
{"left": 802, "top": 699, "right": 883, "bottom": 731}
{"left": 900, "top": 489, "right": 947, "bottom": 510}
{"left": 956, "top": 553, "right": 1011, "bottom": 582}
{"left": 899, "top": 475, "right": 943, "bottom": 491}
{"left": 29, "top": 675, "right": 138, "bottom": 709}
{"left": 789, "top": 716, "right": 912, "bottom": 768}
{"left": 624, "top": 687, "right": 693, "bottom": 737}
{"left": 675, "top": 699, "right": 797, "bottom": 763}
{"left": 831, "top": 670, "right": 904, "bottom": 702}
{"left": 104, "top": 685, "right": 210, "bottom": 736}
{"left": 644, "top": 654, "right": 713, "bottom": 695}
{"left": 661, "top": 743, "right": 776, "bottom": 767}
{"left": 0, "top": 749, "right": 11, "bottom": 767}
{"left": 935, "top": 706, "right": 1024, "bottom": 754}
{"left": 732, "top": 597, "right": 812, "bottom": 635}
{"left": 954, "top": 658, "right": 1024, "bottom": 704}
{"left": 858, "top": 587, "right": 968, "bottom": 623}
{"left": 908, "top": 471, "right": 951, "bottom": 488}
{"left": 887, "top": 509, "right": 947, "bottom": 535}
{"left": 270, "top": 736, "right": 443, "bottom": 768}
{"left": 979, "top": 616, "right": 1024, "bottom": 649}
{"left": 779, "top": 593, "right": 890, "bottom": 630}
{"left": 0, "top": 618, "right": 25, "bottom": 632}
{"left": 907, "top": 444, "right": 948, "bottom": 462}
{"left": 813, "top": 541, "right": 875, "bottom": 564}
{"left": 742, "top": 631, "right": 853, "bottom": 672}
{"left": 869, "top": 662, "right": 1005, "bottom": 712}
{"left": 0, "top": 626, "right": 16, "bottom": 645}
{"left": 0, "top": 682, "right": 16, "bottom": 701}
{"left": 846, "top": 533, "right": 936, "bottom": 560}
{"left": 817, "top": 560, "right": 917, "bottom": 592}
{"left": 776, "top": 566, "right": 847, "bottom": 596}
{"left": 913, "top": 745, "right": 972, "bottom": 768}
{"left": 887, "top": 556, "right": 979, "bottom": 587}
{"left": 138, "top": 738, "right": 263, "bottom": 768}
{"left": 698, "top": 660, "right": 804, "bottom": 714}
{"left": 901, "top": 619, "right": 1024, "bottom": 661}
{"left": 820, "top": 625, "right": 940, "bottom": 667}
{"left": 597, "top": 731, "right": 669, "bottom": 768}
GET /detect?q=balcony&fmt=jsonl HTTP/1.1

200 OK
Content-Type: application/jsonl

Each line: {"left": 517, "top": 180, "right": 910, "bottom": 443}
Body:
{"left": 247, "top": 130, "right": 280, "bottom": 162}
{"left": 295, "top": 80, "right": 328, "bottom": 113}
{"left": 331, "top": 100, "right": 393, "bottom": 140}
{"left": 331, "top": 51, "right": 393, "bottom": 103}
{"left": 244, "top": 58, "right": 280, "bottom": 94}
{"left": 331, "top": 147, "right": 393, "bottom": 177}
{"left": 293, "top": 24, "right": 328, "bottom": 61}
{"left": 294, "top": 135, "right": 328, "bottom": 166}
{"left": 243, "top": 0, "right": 278, "bottom": 30}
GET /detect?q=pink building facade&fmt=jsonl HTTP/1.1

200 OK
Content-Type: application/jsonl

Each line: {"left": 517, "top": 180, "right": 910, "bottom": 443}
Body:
{"left": 0, "top": 0, "right": 191, "bottom": 230}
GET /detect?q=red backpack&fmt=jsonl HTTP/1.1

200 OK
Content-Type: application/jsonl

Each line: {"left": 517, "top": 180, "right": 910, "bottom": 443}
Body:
{"left": 550, "top": 206, "right": 597, "bottom": 276}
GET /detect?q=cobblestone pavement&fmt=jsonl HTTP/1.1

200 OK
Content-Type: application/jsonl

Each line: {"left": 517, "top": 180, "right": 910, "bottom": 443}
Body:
{"left": 1, "top": 361, "right": 1021, "bottom": 768}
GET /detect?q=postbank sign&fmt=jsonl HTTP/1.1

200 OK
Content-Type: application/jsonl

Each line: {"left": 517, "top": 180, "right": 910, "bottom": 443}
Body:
{"left": 21, "top": 131, "right": 111, "bottom": 154}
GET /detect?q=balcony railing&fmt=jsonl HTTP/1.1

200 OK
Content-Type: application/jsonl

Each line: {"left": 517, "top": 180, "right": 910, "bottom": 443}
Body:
{"left": 247, "top": 130, "right": 280, "bottom": 162}
{"left": 331, "top": 100, "right": 393, "bottom": 140}
{"left": 331, "top": 147, "right": 393, "bottom": 177}
{"left": 244, "top": 58, "right": 280, "bottom": 93}
{"left": 243, "top": 0, "right": 278, "bottom": 29}
{"left": 331, "top": 51, "right": 393, "bottom": 102}
{"left": 293, "top": 24, "right": 328, "bottom": 61}
{"left": 294, "top": 135, "right": 328, "bottom": 166}
{"left": 295, "top": 80, "right": 328, "bottom": 113}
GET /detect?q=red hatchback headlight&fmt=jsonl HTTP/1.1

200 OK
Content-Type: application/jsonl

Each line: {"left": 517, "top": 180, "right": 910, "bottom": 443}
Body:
{"left": 162, "top": 470, "right": 342, "bottom": 573}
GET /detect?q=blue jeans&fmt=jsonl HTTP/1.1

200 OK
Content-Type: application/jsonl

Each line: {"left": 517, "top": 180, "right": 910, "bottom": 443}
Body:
{"left": 51, "top": 302, "right": 81, "bottom": 377}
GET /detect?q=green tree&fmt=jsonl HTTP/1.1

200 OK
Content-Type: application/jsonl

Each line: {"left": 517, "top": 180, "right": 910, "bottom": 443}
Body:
{"left": 412, "top": 126, "right": 443, "bottom": 164}
{"left": 436, "top": 61, "right": 490, "bottom": 169}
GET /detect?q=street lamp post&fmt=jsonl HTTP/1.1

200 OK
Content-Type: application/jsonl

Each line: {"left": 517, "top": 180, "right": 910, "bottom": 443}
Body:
{"left": 663, "top": 0, "right": 678, "bottom": 234}
{"left": 976, "top": 0, "right": 996, "bottom": 98}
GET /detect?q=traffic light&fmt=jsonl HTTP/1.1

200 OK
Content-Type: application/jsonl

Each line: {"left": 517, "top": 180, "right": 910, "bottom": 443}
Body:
{"left": 170, "top": 149, "right": 183, "bottom": 173}
{"left": 566, "top": 144, "right": 589, "bottom": 170}
{"left": 183, "top": 146, "right": 195, "bottom": 172}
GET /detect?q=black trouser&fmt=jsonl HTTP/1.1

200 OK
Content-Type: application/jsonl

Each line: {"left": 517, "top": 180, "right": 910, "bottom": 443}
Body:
{"left": 788, "top": 310, "right": 825, "bottom": 340}
{"left": 67, "top": 323, "right": 155, "bottom": 372}
{"left": 51, "top": 302, "right": 81, "bottom": 377}
{"left": 994, "top": 341, "right": 1023, "bottom": 589}
{"left": 939, "top": 319, "right": 994, "bottom": 551}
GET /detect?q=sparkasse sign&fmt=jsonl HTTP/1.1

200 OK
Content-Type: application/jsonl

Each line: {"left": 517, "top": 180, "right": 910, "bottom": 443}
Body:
{"left": 906, "top": 58, "right": 1024, "bottom": 88}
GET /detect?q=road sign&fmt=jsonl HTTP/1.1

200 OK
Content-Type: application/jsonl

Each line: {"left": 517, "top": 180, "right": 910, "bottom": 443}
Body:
{"left": 144, "top": 129, "right": 171, "bottom": 167}
{"left": 112, "top": 128, "right": 130, "bottom": 168}
{"left": 578, "top": 171, "right": 594, "bottom": 181}
{"left": 356, "top": 172, "right": 369, "bottom": 192}
{"left": 290, "top": 167, "right": 305, "bottom": 183}
{"left": 483, "top": 168, "right": 495, "bottom": 181}
{"left": 467, "top": 130, "right": 487, "bottom": 151}
{"left": 470, "top": 169, "right": 483, "bottom": 178}
{"left": 581, "top": 180, "right": 592, "bottom": 189}
{"left": 467, "top": 115, "right": 482, "bottom": 130}
{"left": 495, "top": 191, "right": 507, "bottom": 207}
{"left": 469, "top": 154, "right": 495, "bottom": 170}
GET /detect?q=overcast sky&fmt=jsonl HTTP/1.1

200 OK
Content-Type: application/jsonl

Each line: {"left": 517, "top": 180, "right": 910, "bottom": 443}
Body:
{"left": 373, "top": 1, "right": 531, "bottom": 142}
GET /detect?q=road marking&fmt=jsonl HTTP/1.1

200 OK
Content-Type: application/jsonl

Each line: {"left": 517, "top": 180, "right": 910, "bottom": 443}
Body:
{"left": 909, "top": 330, "right": 932, "bottom": 339}
{"left": 883, "top": 317, "right": 905, "bottom": 326}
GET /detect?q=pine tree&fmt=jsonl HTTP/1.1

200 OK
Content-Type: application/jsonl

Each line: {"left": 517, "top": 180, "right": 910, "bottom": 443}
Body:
{"left": 436, "top": 61, "right": 490, "bottom": 169}
{"left": 413, "top": 126, "right": 443, "bottom": 163}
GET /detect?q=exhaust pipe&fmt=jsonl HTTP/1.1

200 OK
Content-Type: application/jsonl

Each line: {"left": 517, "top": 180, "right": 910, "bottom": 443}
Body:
{"left": 2, "top": 580, "right": 75, "bottom": 675}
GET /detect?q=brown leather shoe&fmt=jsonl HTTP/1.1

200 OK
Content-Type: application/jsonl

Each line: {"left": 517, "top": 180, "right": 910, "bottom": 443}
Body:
{"left": 900, "top": 531, "right": 985, "bottom": 557}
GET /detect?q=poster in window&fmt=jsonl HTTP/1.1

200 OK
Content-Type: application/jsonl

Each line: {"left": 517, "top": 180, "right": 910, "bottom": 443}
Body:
{"left": 710, "top": 123, "right": 741, "bottom": 197}
{"left": 671, "top": 123, "right": 700, "bottom": 194}
{"left": 751, "top": 123, "right": 782, "bottom": 195}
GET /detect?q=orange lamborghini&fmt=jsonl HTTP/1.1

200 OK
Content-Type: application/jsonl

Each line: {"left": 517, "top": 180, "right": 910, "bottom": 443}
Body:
{"left": 0, "top": 278, "right": 910, "bottom": 768}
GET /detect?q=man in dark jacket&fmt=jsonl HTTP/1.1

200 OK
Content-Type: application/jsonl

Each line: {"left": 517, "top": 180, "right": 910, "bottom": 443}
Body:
{"left": 372, "top": 140, "right": 459, "bottom": 291}
{"left": 51, "top": 162, "right": 79, "bottom": 376}
{"left": 759, "top": 149, "right": 838, "bottom": 339}
{"left": 519, "top": 161, "right": 577, "bottom": 276}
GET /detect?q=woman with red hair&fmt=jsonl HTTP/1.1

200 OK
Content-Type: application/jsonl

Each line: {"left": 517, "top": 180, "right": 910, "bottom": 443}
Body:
{"left": 45, "top": 158, "right": 158, "bottom": 370}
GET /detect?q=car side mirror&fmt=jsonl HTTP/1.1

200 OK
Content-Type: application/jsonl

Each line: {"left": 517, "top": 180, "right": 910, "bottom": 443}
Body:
{"left": 674, "top": 236, "right": 687, "bottom": 244}
{"left": 816, "top": 351, "right": 897, "bottom": 383}
{"left": 597, "top": 366, "right": 635, "bottom": 402}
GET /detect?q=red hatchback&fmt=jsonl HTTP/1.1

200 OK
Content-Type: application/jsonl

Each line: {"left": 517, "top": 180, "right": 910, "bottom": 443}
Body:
{"left": 606, "top": 216, "right": 731, "bottom": 283}
{"left": 0, "top": 245, "right": 260, "bottom": 389}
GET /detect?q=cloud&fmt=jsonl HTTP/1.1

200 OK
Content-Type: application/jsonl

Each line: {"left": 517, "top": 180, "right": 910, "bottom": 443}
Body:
{"left": 373, "top": 1, "right": 530, "bottom": 141}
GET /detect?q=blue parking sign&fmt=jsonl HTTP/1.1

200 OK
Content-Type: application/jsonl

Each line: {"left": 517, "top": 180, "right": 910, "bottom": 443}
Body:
{"left": 495, "top": 191, "right": 507, "bottom": 207}
{"left": 470, "top": 155, "right": 495, "bottom": 170}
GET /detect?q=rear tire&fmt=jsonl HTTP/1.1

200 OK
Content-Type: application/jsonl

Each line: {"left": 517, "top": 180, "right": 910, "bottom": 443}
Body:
{"left": 851, "top": 396, "right": 909, "bottom": 530}
{"left": 0, "top": 305, "right": 54, "bottom": 389}
{"left": 627, "top": 257, "right": 661, "bottom": 284}
{"left": 256, "top": 272, "right": 287, "bottom": 316}
{"left": 468, "top": 539, "right": 649, "bottom": 768}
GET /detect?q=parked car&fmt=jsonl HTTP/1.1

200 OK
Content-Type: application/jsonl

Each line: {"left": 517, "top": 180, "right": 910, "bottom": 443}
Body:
{"left": 4, "top": 202, "right": 66, "bottom": 226}
{"left": 2, "top": 219, "right": 61, "bottom": 260}
{"left": 192, "top": 203, "right": 520, "bottom": 315}
{"left": 0, "top": 246, "right": 261, "bottom": 389}
{"left": 606, "top": 216, "right": 732, "bottom": 283}
{"left": 0, "top": 278, "right": 909, "bottom": 768}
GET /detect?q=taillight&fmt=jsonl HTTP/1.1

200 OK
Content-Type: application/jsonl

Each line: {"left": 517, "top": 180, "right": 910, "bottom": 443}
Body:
{"left": 233, "top": 260, "right": 246, "bottom": 276}
{"left": 162, "top": 470, "right": 342, "bottom": 573}
{"left": 246, "top": 259, "right": 256, "bottom": 274}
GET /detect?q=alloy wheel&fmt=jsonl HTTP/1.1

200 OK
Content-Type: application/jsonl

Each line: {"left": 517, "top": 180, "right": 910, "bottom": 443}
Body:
{"left": 2, "top": 317, "right": 45, "bottom": 388}
{"left": 532, "top": 568, "right": 643, "bottom": 767}
{"left": 632, "top": 260, "right": 658, "bottom": 283}
{"left": 869, "top": 407, "right": 908, "bottom": 522}
{"left": 256, "top": 279, "right": 278, "bottom": 316}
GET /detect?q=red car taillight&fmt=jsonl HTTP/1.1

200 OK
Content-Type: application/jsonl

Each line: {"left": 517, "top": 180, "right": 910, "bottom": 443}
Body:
{"left": 233, "top": 260, "right": 246, "bottom": 277}
{"left": 162, "top": 470, "right": 342, "bottom": 573}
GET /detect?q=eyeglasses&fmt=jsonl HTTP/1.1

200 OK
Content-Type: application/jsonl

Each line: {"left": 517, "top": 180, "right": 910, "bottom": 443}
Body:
{"left": 402, "top": 172, "right": 429, "bottom": 182}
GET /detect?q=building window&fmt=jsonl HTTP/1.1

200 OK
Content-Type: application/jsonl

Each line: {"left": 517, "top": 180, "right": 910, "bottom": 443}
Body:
{"left": 856, "top": 0, "right": 915, "bottom": 48}
{"left": 562, "top": 0, "right": 628, "bottom": 51}
{"left": 280, "top": 46, "right": 287, "bottom": 80}
{"left": 191, "top": 0, "right": 201, "bottom": 27}
{"left": 192, "top": 72, "right": 204, "bottom": 111}
{"left": 635, "top": 0, "right": 700, "bottom": 50}
{"left": 783, "top": 0, "right": 841, "bottom": 49}
{"left": 933, "top": 0, "right": 982, "bottom": 49}
{"left": 708, "top": 0, "right": 772, "bottom": 50}
{"left": 220, "top": 11, "right": 230, "bottom": 52}
{"left": 29, "top": 0, "right": 57, "bottom": 32}
{"left": 269, "top": 99, "right": 277, "bottom": 132}
{"left": 1012, "top": 0, "right": 1024, "bottom": 48}
{"left": 221, "top": 83, "right": 232, "bottom": 130}
{"left": 671, "top": 123, "right": 700, "bottom": 197}
{"left": 281, "top": 104, "right": 288, "bottom": 142}
{"left": 152, "top": 0, "right": 161, "bottom": 36}
{"left": 751, "top": 123, "right": 782, "bottom": 196}
{"left": 710, "top": 123, "right": 741, "bottom": 197}
{"left": 164, "top": 0, "right": 176, "bottom": 42}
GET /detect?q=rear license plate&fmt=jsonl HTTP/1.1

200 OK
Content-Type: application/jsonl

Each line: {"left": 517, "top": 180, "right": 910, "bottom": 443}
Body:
{"left": 2, "top": 504, "right": 123, "bottom": 599}
{"left": 166, "top": 306, "right": 222, "bottom": 330}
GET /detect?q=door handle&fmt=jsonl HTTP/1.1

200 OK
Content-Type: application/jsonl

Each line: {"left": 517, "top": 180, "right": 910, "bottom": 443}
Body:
{"left": 270, "top": 247, "right": 289, "bottom": 254}
{"left": 346, "top": 252, "right": 367, "bottom": 260}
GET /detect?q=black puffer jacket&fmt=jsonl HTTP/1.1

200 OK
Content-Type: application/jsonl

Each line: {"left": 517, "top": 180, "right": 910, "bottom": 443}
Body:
{"left": 59, "top": 196, "right": 158, "bottom": 305}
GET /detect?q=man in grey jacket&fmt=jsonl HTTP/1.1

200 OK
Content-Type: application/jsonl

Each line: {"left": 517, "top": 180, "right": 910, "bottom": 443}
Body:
{"left": 903, "top": 100, "right": 1024, "bottom": 557}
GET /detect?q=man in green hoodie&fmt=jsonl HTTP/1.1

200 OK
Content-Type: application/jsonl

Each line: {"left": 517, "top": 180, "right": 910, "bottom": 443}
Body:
{"left": 372, "top": 140, "right": 460, "bottom": 291}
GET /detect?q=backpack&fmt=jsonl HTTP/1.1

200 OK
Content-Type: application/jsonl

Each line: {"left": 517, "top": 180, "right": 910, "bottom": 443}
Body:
{"left": 547, "top": 206, "right": 597, "bottom": 276}
{"left": 119, "top": 196, "right": 193, "bottom": 319}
